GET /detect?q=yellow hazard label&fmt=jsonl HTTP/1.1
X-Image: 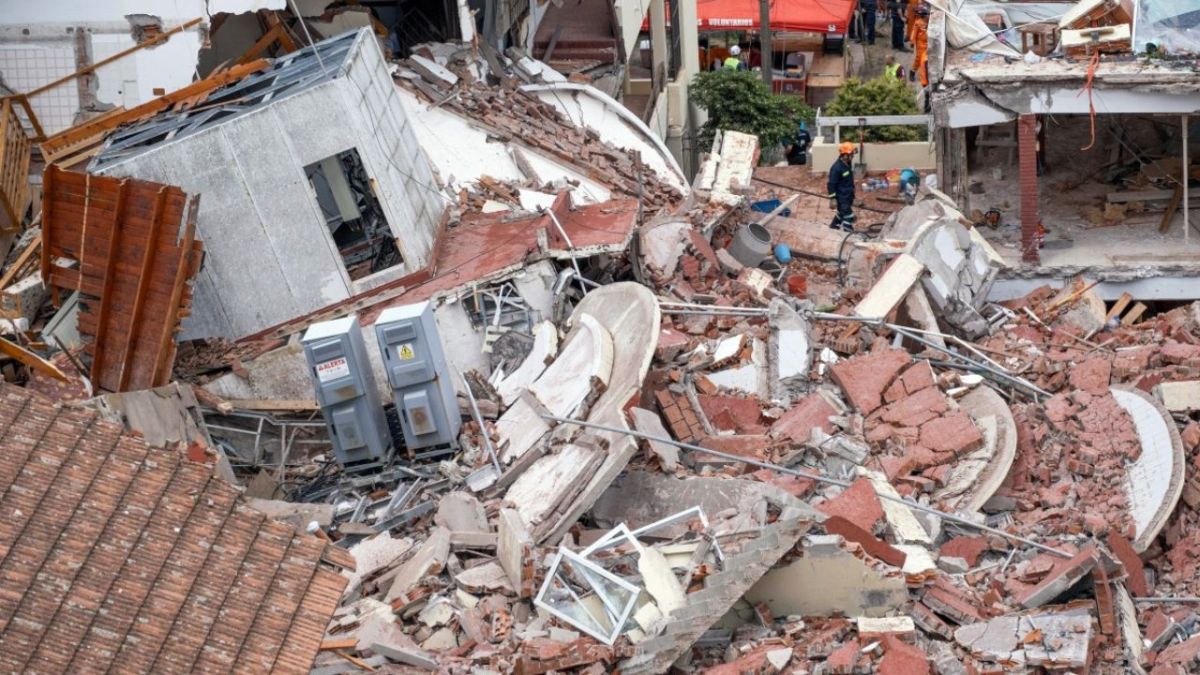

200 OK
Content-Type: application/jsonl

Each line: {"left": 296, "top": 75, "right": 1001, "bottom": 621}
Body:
{"left": 398, "top": 343, "right": 416, "bottom": 360}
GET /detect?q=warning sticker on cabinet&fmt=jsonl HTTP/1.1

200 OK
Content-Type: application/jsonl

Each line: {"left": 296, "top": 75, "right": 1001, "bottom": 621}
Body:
{"left": 316, "top": 357, "right": 349, "bottom": 382}
{"left": 398, "top": 343, "right": 416, "bottom": 360}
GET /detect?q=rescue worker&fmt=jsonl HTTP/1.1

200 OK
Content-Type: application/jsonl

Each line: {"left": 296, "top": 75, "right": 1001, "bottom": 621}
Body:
{"left": 786, "top": 121, "right": 812, "bottom": 166}
{"left": 884, "top": 54, "right": 905, "bottom": 80}
{"left": 827, "top": 142, "right": 857, "bottom": 232}
{"left": 910, "top": 1, "right": 930, "bottom": 86}
{"left": 724, "top": 45, "right": 747, "bottom": 71}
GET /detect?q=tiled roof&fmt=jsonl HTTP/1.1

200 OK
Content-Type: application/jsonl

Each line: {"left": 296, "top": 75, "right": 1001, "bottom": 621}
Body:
{"left": 0, "top": 385, "right": 350, "bottom": 673}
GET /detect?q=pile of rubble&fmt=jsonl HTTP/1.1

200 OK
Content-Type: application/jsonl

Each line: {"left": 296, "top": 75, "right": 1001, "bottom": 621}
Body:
{"left": 5, "top": 16, "right": 1200, "bottom": 675}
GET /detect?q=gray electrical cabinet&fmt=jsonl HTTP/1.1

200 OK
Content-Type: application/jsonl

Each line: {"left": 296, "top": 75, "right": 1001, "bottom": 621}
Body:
{"left": 375, "top": 301, "right": 461, "bottom": 451}
{"left": 302, "top": 315, "right": 391, "bottom": 465}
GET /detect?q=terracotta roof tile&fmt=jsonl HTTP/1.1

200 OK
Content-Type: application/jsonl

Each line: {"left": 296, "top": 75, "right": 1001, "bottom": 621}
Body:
{"left": 0, "top": 386, "right": 348, "bottom": 673}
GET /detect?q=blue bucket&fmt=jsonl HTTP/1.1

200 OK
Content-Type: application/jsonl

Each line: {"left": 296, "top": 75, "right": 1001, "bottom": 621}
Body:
{"left": 774, "top": 243, "right": 792, "bottom": 263}
{"left": 752, "top": 199, "right": 792, "bottom": 218}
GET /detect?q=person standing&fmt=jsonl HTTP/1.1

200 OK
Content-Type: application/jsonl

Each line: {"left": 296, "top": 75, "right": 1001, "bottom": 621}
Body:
{"left": 910, "top": 2, "right": 929, "bottom": 86}
{"left": 724, "top": 45, "right": 747, "bottom": 71}
{"left": 889, "top": 0, "right": 909, "bottom": 51}
{"left": 827, "top": 142, "right": 858, "bottom": 231}
{"left": 860, "top": 0, "right": 878, "bottom": 45}
{"left": 884, "top": 54, "right": 905, "bottom": 80}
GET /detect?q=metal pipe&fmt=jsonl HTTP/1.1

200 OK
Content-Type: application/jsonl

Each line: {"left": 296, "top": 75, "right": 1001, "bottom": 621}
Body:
{"left": 460, "top": 372, "right": 502, "bottom": 474}
{"left": 543, "top": 208, "right": 588, "bottom": 296}
{"left": 543, "top": 414, "right": 1071, "bottom": 558}
{"left": 1185, "top": 114, "right": 1190, "bottom": 244}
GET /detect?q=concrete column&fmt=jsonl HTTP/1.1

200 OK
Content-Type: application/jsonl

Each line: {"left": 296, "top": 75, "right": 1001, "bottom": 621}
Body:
{"left": 677, "top": 0, "right": 700, "bottom": 78}
{"left": 1018, "top": 114, "right": 1040, "bottom": 265}
{"left": 1185, "top": 114, "right": 1190, "bottom": 243}
{"left": 650, "top": 0, "right": 667, "bottom": 85}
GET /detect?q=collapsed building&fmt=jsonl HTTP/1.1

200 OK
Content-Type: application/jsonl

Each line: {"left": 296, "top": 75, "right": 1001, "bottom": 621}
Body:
{"left": 1, "top": 0, "right": 1200, "bottom": 673}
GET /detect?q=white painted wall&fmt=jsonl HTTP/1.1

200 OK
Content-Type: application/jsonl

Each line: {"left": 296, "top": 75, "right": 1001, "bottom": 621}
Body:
{"left": 0, "top": 1, "right": 208, "bottom": 135}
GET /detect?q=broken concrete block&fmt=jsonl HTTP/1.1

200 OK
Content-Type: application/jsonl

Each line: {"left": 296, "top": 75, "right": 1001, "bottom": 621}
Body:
{"left": 345, "top": 532, "right": 413, "bottom": 594}
{"left": 630, "top": 407, "right": 679, "bottom": 470}
{"left": 1155, "top": 380, "right": 1200, "bottom": 412}
{"left": 454, "top": 561, "right": 513, "bottom": 594}
{"left": 638, "top": 546, "right": 686, "bottom": 615}
{"left": 434, "top": 492, "right": 489, "bottom": 533}
{"left": 954, "top": 607, "right": 1092, "bottom": 669}
{"left": 386, "top": 527, "right": 451, "bottom": 602}
{"left": 496, "top": 320, "right": 558, "bottom": 406}
{"left": 498, "top": 508, "right": 533, "bottom": 597}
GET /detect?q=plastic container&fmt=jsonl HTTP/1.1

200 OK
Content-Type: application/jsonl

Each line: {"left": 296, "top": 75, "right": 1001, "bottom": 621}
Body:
{"left": 787, "top": 274, "right": 807, "bottom": 298}
{"left": 774, "top": 243, "right": 792, "bottom": 263}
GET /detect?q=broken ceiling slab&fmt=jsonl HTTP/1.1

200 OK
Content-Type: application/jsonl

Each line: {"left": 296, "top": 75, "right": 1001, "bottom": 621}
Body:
{"left": 496, "top": 320, "right": 558, "bottom": 406}
{"left": 1112, "top": 385, "right": 1185, "bottom": 552}
{"left": 694, "top": 130, "right": 759, "bottom": 207}
{"left": 744, "top": 534, "right": 910, "bottom": 619}
{"left": 618, "top": 488, "right": 815, "bottom": 674}
{"left": 535, "top": 282, "right": 661, "bottom": 544}
{"left": 865, "top": 469, "right": 933, "bottom": 546}
{"left": 41, "top": 165, "right": 204, "bottom": 392}
{"left": 0, "top": 384, "right": 348, "bottom": 673}
{"left": 527, "top": 313, "right": 613, "bottom": 418}
{"left": 954, "top": 604, "right": 1094, "bottom": 669}
{"left": 639, "top": 220, "right": 692, "bottom": 278}
{"left": 933, "top": 384, "right": 1017, "bottom": 513}
{"left": 504, "top": 442, "right": 606, "bottom": 530}
{"left": 706, "top": 337, "right": 768, "bottom": 398}
{"left": 591, "top": 472, "right": 778, "bottom": 538}
{"left": 522, "top": 83, "right": 688, "bottom": 194}
{"left": 629, "top": 407, "right": 680, "bottom": 470}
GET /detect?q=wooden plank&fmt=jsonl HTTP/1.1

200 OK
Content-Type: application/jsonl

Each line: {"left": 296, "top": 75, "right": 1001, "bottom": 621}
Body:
{"left": 40, "top": 165, "right": 55, "bottom": 286}
{"left": 87, "top": 177, "right": 129, "bottom": 391}
{"left": 0, "top": 336, "right": 67, "bottom": 381}
{"left": 118, "top": 186, "right": 168, "bottom": 391}
{"left": 0, "top": 232, "right": 41, "bottom": 289}
{"left": 1159, "top": 184, "right": 1184, "bottom": 233}
{"left": 152, "top": 196, "right": 201, "bottom": 386}
{"left": 1108, "top": 187, "right": 1200, "bottom": 203}
{"left": 319, "top": 638, "right": 359, "bottom": 651}
{"left": 1121, "top": 302, "right": 1147, "bottom": 326}
{"left": 1104, "top": 292, "right": 1132, "bottom": 322}
{"left": 228, "top": 399, "right": 321, "bottom": 412}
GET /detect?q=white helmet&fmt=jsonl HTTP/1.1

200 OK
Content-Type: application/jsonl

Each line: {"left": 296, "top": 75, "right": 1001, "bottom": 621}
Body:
{"left": 730, "top": 45, "right": 742, "bottom": 56}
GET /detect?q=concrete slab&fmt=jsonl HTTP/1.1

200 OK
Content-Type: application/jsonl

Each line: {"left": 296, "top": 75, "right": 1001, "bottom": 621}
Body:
{"left": 528, "top": 312, "right": 614, "bottom": 419}
{"left": 854, "top": 254, "right": 926, "bottom": 321}
{"left": 538, "top": 283, "right": 661, "bottom": 544}
{"left": 630, "top": 407, "right": 679, "bottom": 470}
{"left": 745, "top": 534, "right": 909, "bottom": 618}
{"left": 385, "top": 527, "right": 451, "bottom": 602}
{"left": 1155, "top": 380, "right": 1200, "bottom": 412}
{"left": 434, "top": 492, "right": 489, "bottom": 533}
{"left": 955, "top": 607, "right": 1092, "bottom": 669}
{"left": 1112, "top": 385, "right": 1186, "bottom": 552}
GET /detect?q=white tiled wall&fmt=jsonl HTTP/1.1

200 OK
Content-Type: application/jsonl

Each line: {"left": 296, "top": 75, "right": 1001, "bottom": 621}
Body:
{"left": 0, "top": 44, "right": 81, "bottom": 135}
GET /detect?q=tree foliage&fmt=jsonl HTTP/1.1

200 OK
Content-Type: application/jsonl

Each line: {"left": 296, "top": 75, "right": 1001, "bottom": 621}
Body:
{"left": 691, "top": 70, "right": 814, "bottom": 156}
{"left": 824, "top": 76, "right": 922, "bottom": 142}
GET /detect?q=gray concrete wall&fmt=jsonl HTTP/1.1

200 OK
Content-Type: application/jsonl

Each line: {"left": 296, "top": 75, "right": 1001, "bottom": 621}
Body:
{"left": 97, "top": 31, "right": 445, "bottom": 340}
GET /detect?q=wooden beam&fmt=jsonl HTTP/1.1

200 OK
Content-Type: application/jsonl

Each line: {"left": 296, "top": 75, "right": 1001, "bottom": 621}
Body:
{"left": 0, "top": 336, "right": 67, "bottom": 381}
{"left": 1160, "top": 184, "right": 1184, "bottom": 233}
{"left": 40, "top": 165, "right": 55, "bottom": 286}
{"left": 319, "top": 638, "right": 360, "bottom": 651}
{"left": 152, "top": 195, "right": 201, "bottom": 386}
{"left": 118, "top": 186, "right": 169, "bottom": 391}
{"left": 236, "top": 23, "right": 286, "bottom": 65}
{"left": 25, "top": 18, "right": 204, "bottom": 99}
{"left": 228, "top": 399, "right": 320, "bottom": 412}
{"left": 88, "top": 176, "right": 130, "bottom": 390}
{"left": 1104, "top": 292, "right": 1132, "bottom": 322}
{"left": 1121, "top": 302, "right": 1148, "bottom": 326}
{"left": 0, "top": 233, "right": 41, "bottom": 290}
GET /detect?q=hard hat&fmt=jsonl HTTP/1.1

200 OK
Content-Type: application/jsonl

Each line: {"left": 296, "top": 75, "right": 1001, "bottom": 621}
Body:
{"left": 799, "top": 121, "right": 807, "bottom": 131}
{"left": 838, "top": 141, "right": 856, "bottom": 155}
{"left": 730, "top": 45, "right": 742, "bottom": 56}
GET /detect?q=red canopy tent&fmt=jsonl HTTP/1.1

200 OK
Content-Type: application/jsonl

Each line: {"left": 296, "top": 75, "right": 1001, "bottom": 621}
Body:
{"left": 694, "top": 0, "right": 855, "bottom": 33}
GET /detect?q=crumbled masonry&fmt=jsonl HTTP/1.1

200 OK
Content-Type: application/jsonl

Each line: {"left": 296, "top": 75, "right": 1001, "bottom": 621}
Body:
{"left": 3, "top": 4, "right": 1200, "bottom": 673}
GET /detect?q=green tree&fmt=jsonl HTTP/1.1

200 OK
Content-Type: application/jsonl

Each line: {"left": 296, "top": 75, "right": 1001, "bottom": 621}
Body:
{"left": 691, "top": 70, "right": 814, "bottom": 158}
{"left": 824, "top": 76, "right": 922, "bottom": 142}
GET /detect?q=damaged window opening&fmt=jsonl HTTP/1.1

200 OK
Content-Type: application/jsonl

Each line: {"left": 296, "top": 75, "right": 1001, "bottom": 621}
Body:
{"left": 305, "top": 148, "right": 402, "bottom": 281}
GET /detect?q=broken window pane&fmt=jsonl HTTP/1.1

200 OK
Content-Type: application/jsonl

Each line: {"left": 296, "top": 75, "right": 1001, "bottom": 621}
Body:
{"left": 305, "top": 148, "right": 402, "bottom": 281}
